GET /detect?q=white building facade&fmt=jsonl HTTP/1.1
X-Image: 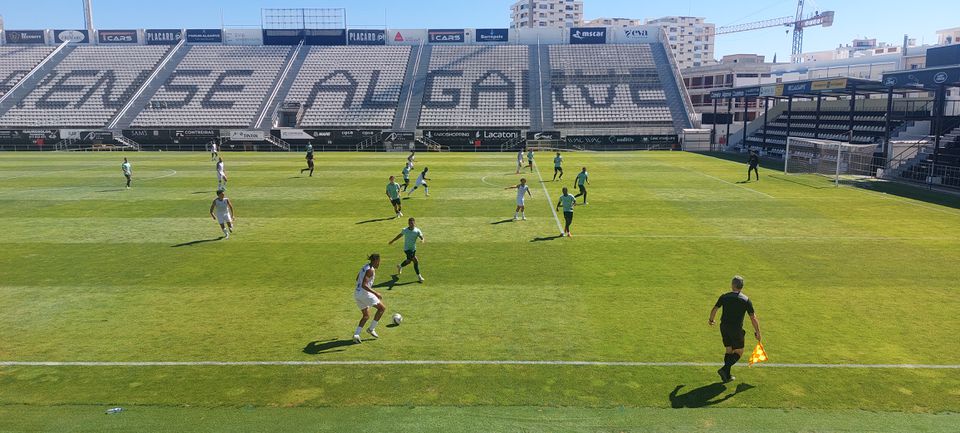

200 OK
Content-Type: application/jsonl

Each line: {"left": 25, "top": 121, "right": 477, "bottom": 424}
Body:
{"left": 510, "top": 0, "right": 584, "bottom": 29}
{"left": 644, "top": 16, "right": 716, "bottom": 69}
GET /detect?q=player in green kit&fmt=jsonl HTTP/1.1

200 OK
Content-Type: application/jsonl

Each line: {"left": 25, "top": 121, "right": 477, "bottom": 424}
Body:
{"left": 401, "top": 164, "right": 412, "bottom": 192}
{"left": 121, "top": 158, "right": 132, "bottom": 189}
{"left": 552, "top": 152, "right": 563, "bottom": 181}
{"left": 556, "top": 187, "right": 577, "bottom": 237}
{"left": 386, "top": 176, "right": 403, "bottom": 218}
{"left": 526, "top": 149, "right": 535, "bottom": 172}
{"left": 300, "top": 144, "right": 315, "bottom": 177}
{"left": 389, "top": 217, "right": 425, "bottom": 283}
{"left": 574, "top": 167, "right": 589, "bottom": 204}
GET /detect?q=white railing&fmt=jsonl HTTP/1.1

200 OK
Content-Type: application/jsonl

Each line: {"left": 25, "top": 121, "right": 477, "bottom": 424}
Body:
{"left": 264, "top": 134, "right": 290, "bottom": 151}
{"left": 658, "top": 28, "right": 700, "bottom": 129}
{"left": 0, "top": 41, "right": 70, "bottom": 106}
{"left": 257, "top": 40, "right": 304, "bottom": 129}
{"left": 108, "top": 40, "right": 186, "bottom": 129}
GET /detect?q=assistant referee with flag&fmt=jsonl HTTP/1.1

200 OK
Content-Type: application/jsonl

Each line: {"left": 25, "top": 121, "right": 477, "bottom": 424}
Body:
{"left": 709, "top": 275, "right": 762, "bottom": 383}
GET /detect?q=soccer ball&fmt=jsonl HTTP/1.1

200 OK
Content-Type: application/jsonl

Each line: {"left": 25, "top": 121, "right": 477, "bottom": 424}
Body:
{"left": 392, "top": 313, "right": 403, "bottom": 325}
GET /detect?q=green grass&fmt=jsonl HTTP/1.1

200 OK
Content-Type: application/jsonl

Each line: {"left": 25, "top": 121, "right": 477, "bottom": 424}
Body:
{"left": 1, "top": 151, "right": 958, "bottom": 431}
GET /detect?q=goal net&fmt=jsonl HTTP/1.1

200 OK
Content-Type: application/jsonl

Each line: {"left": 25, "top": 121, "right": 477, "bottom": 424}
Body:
{"left": 784, "top": 137, "right": 878, "bottom": 186}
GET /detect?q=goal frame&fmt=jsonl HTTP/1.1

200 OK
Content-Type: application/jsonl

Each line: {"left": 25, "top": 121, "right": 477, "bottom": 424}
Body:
{"left": 784, "top": 137, "right": 877, "bottom": 187}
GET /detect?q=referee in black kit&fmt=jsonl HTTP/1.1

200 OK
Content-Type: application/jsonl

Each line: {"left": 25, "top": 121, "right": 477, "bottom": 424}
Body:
{"left": 709, "top": 275, "right": 762, "bottom": 383}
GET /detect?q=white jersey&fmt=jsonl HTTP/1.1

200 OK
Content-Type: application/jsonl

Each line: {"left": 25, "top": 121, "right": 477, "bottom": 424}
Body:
{"left": 355, "top": 264, "right": 375, "bottom": 293}
{"left": 517, "top": 152, "right": 523, "bottom": 164}
{"left": 415, "top": 172, "right": 426, "bottom": 185}
{"left": 216, "top": 162, "right": 225, "bottom": 175}
{"left": 516, "top": 184, "right": 530, "bottom": 200}
{"left": 213, "top": 198, "right": 230, "bottom": 215}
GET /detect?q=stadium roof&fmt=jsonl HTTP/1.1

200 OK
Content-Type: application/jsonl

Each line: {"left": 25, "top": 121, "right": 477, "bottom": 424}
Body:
{"left": 709, "top": 77, "right": 915, "bottom": 100}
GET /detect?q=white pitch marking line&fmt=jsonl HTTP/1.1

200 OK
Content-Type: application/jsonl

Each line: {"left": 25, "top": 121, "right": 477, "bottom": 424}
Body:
{"left": 576, "top": 234, "right": 954, "bottom": 241}
{"left": 533, "top": 162, "right": 565, "bottom": 234}
{"left": 1, "top": 360, "right": 958, "bottom": 369}
{"left": 139, "top": 169, "right": 177, "bottom": 182}
{"left": 480, "top": 173, "right": 512, "bottom": 188}
{"left": 680, "top": 166, "right": 776, "bottom": 199}
{"left": 853, "top": 186, "right": 960, "bottom": 218}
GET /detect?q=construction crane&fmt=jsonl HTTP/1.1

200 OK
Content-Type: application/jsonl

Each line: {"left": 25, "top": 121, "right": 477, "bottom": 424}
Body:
{"left": 714, "top": 0, "right": 835, "bottom": 63}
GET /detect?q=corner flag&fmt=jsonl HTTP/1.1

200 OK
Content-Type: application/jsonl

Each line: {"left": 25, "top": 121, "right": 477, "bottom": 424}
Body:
{"left": 748, "top": 342, "right": 768, "bottom": 367}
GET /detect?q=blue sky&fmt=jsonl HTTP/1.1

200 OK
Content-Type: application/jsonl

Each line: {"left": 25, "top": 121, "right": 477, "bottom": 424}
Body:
{"left": 2, "top": 0, "right": 956, "bottom": 59}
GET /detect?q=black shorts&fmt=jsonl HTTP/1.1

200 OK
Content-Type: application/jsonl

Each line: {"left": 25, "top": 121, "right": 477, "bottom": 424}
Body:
{"left": 307, "top": 160, "right": 314, "bottom": 168}
{"left": 720, "top": 324, "right": 746, "bottom": 349}
{"left": 578, "top": 185, "right": 586, "bottom": 193}
{"left": 391, "top": 198, "right": 401, "bottom": 206}
{"left": 404, "top": 249, "right": 417, "bottom": 260}
{"left": 749, "top": 164, "right": 758, "bottom": 170}
{"left": 563, "top": 211, "right": 573, "bottom": 225}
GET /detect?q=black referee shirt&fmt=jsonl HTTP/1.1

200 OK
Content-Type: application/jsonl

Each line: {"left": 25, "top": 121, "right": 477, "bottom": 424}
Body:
{"left": 715, "top": 291, "right": 755, "bottom": 327}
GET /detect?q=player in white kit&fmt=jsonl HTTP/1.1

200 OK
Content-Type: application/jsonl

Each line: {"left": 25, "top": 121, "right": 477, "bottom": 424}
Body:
{"left": 208, "top": 190, "right": 235, "bottom": 238}
{"left": 353, "top": 253, "right": 386, "bottom": 343}
{"left": 210, "top": 141, "right": 219, "bottom": 161}
{"left": 406, "top": 167, "right": 431, "bottom": 197}
{"left": 216, "top": 158, "right": 228, "bottom": 190}
{"left": 515, "top": 149, "right": 524, "bottom": 174}
{"left": 505, "top": 178, "right": 532, "bottom": 221}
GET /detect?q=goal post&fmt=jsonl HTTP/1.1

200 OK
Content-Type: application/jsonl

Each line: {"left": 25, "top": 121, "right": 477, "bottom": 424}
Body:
{"left": 784, "top": 137, "right": 879, "bottom": 187}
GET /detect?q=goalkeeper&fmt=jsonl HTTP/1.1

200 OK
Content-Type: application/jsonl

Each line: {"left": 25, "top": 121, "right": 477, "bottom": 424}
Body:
{"left": 708, "top": 276, "right": 761, "bottom": 383}
{"left": 747, "top": 151, "right": 759, "bottom": 182}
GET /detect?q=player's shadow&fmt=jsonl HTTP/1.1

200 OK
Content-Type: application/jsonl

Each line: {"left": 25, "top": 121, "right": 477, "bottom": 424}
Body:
{"left": 96, "top": 188, "right": 126, "bottom": 193}
{"left": 303, "top": 339, "right": 355, "bottom": 355}
{"left": 356, "top": 217, "right": 396, "bottom": 225}
{"left": 373, "top": 275, "right": 419, "bottom": 290}
{"left": 530, "top": 235, "right": 564, "bottom": 242}
{"left": 171, "top": 237, "right": 224, "bottom": 247}
{"left": 669, "top": 383, "right": 755, "bottom": 408}
{"left": 490, "top": 219, "right": 515, "bottom": 225}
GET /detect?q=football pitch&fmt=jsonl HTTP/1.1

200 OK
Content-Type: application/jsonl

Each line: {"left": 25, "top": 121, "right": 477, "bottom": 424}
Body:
{"left": 1, "top": 151, "right": 958, "bottom": 432}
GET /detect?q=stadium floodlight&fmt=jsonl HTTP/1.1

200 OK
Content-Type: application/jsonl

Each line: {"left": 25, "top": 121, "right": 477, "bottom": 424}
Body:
{"left": 784, "top": 137, "right": 878, "bottom": 187}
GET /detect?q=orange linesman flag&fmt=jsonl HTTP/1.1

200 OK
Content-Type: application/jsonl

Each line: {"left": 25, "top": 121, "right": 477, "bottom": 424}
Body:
{"left": 749, "top": 342, "right": 769, "bottom": 367}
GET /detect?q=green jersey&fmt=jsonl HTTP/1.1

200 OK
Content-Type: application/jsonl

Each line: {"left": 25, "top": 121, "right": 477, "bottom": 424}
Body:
{"left": 554, "top": 155, "right": 562, "bottom": 168}
{"left": 559, "top": 194, "right": 576, "bottom": 213}
{"left": 401, "top": 227, "right": 423, "bottom": 251}
{"left": 402, "top": 166, "right": 411, "bottom": 179}
{"left": 576, "top": 171, "right": 588, "bottom": 186}
{"left": 121, "top": 162, "right": 131, "bottom": 175}
{"left": 527, "top": 151, "right": 534, "bottom": 161}
{"left": 386, "top": 182, "right": 401, "bottom": 200}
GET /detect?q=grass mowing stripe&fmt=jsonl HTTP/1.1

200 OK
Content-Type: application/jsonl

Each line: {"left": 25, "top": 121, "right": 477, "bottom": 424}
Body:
{"left": 672, "top": 160, "right": 776, "bottom": 199}
{"left": 533, "top": 162, "right": 564, "bottom": 234}
{"left": 3, "top": 360, "right": 960, "bottom": 369}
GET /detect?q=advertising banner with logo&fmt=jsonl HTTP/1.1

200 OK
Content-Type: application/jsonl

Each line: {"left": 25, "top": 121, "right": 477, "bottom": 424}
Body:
{"left": 348, "top": 29, "right": 386, "bottom": 45}
{"left": 475, "top": 28, "right": 509, "bottom": 43}
{"left": 54, "top": 30, "right": 89, "bottom": 43}
{"left": 566, "top": 134, "right": 677, "bottom": 147}
{"left": 5, "top": 30, "right": 46, "bottom": 45}
{"left": 526, "top": 131, "right": 562, "bottom": 141}
{"left": 0, "top": 129, "right": 58, "bottom": 144}
{"left": 810, "top": 78, "right": 848, "bottom": 91}
{"left": 186, "top": 29, "right": 223, "bottom": 43}
{"left": 569, "top": 27, "right": 607, "bottom": 44}
{"left": 759, "top": 85, "right": 777, "bottom": 97}
{"left": 304, "top": 29, "right": 347, "bottom": 46}
{"left": 612, "top": 26, "right": 657, "bottom": 44}
{"left": 98, "top": 30, "right": 139, "bottom": 44}
{"left": 224, "top": 28, "right": 263, "bottom": 46}
{"left": 423, "top": 130, "right": 521, "bottom": 146}
{"left": 299, "top": 130, "right": 380, "bottom": 144}
{"left": 226, "top": 130, "right": 266, "bottom": 141}
{"left": 883, "top": 67, "right": 960, "bottom": 89}
{"left": 277, "top": 129, "right": 315, "bottom": 141}
{"left": 145, "top": 29, "right": 182, "bottom": 45}
{"left": 61, "top": 130, "right": 114, "bottom": 142}
{"left": 428, "top": 29, "right": 465, "bottom": 43}
{"left": 777, "top": 82, "right": 812, "bottom": 96}
{"left": 386, "top": 29, "right": 428, "bottom": 45}
{"left": 926, "top": 44, "right": 960, "bottom": 68}
{"left": 382, "top": 132, "right": 416, "bottom": 143}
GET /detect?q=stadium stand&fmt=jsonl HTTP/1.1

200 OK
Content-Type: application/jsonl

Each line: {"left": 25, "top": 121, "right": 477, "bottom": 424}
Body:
{"left": 548, "top": 45, "right": 673, "bottom": 129}
{"left": 0, "top": 46, "right": 55, "bottom": 97}
{"left": 130, "top": 45, "right": 292, "bottom": 128}
{"left": 0, "top": 45, "right": 169, "bottom": 127}
{"left": 419, "top": 45, "right": 531, "bottom": 128}
{"left": 284, "top": 46, "right": 410, "bottom": 128}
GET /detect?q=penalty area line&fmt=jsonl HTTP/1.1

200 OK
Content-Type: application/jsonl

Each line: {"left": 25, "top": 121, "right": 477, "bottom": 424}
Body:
{"left": 1, "top": 360, "right": 958, "bottom": 369}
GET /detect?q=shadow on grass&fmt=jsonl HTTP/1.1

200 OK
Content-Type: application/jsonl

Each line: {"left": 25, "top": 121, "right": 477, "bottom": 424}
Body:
{"left": 767, "top": 174, "right": 832, "bottom": 189}
{"left": 530, "top": 235, "right": 564, "bottom": 242}
{"left": 669, "top": 382, "right": 755, "bottom": 408}
{"left": 171, "top": 237, "right": 224, "bottom": 247}
{"left": 96, "top": 189, "right": 126, "bottom": 193}
{"left": 373, "top": 275, "right": 420, "bottom": 290}
{"left": 303, "top": 339, "right": 355, "bottom": 355}
{"left": 191, "top": 191, "right": 210, "bottom": 195}
{"left": 491, "top": 219, "right": 515, "bottom": 225}
{"left": 356, "top": 217, "right": 396, "bottom": 225}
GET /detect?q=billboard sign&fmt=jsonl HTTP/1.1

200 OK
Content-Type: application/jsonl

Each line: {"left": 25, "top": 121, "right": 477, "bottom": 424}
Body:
{"left": 348, "top": 29, "right": 386, "bottom": 45}
{"left": 526, "top": 131, "right": 562, "bottom": 141}
{"left": 428, "top": 29, "right": 465, "bottom": 43}
{"left": 423, "top": 130, "right": 521, "bottom": 145}
{"left": 227, "top": 130, "right": 266, "bottom": 141}
{"left": 5, "top": 30, "right": 46, "bottom": 45}
{"left": 383, "top": 132, "right": 415, "bottom": 143}
{"left": 883, "top": 67, "right": 960, "bottom": 89}
{"left": 186, "top": 29, "right": 223, "bottom": 43}
{"left": 475, "top": 28, "right": 509, "bottom": 43}
{"left": 387, "top": 29, "right": 428, "bottom": 45}
{"left": 810, "top": 78, "right": 848, "bottom": 91}
{"left": 570, "top": 27, "right": 606, "bottom": 44}
{"left": 223, "top": 28, "right": 262, "bottom": 45}
{"left": 613, "top": 27, "right": 657, "bottom": 44}
{"left": 304, "top": 29, "right": 347, "bottom": 46}
{"left": 566, "top": 134, "right": 677, "bottom": 147}
{"left": 99, "top": 30, "right": 139, "bottom": 44}
{"left": 145, "top": 29, "right": 182, "bottom": 45}
{"left": 0, "top": 129, "right": 59, "bottom": 144}
{"left": 54, "top": 30, "right": 89, "bottom": 43}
